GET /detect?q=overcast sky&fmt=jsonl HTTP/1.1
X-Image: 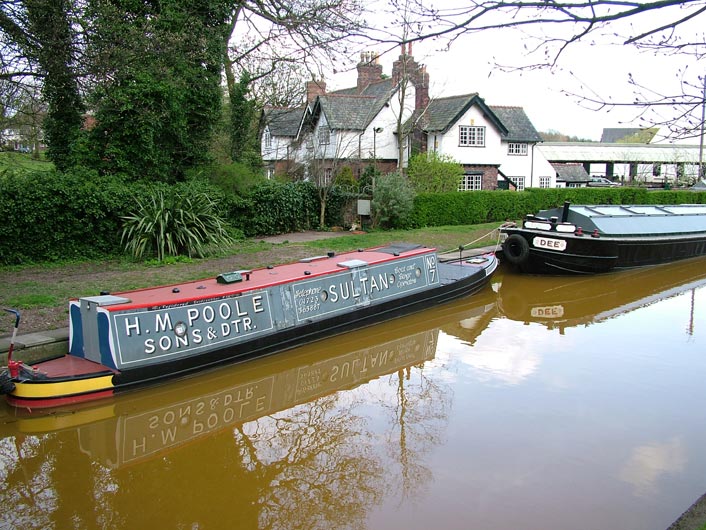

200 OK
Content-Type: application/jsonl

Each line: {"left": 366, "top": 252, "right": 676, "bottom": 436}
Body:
{"left": 325, "top": 10, "right": 702, "bottom": 143}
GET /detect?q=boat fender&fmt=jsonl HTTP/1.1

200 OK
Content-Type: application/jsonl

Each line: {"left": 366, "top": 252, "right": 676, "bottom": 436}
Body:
{"left": 0, "top": 368, "right": 15, "bottom": 395}
{"left": 503, "top": 234, "right": 530, "bottom": 265}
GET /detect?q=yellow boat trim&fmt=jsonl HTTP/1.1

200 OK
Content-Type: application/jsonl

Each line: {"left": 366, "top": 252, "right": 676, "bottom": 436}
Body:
{"left": 11, "top": 375, "right": 115, "bottom": 399}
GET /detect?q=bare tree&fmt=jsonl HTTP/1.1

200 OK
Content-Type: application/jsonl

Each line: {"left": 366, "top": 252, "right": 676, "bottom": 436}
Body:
{"left": 369, "top": 0, "right": 706, "bottom": 141}
{"left": 223, "top": 0, "right": 367, "bottom": 107}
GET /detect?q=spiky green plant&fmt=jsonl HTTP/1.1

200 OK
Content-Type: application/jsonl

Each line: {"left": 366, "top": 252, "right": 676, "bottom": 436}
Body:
{"left": 121, "top": 189, "right": 234, "bottom": 261}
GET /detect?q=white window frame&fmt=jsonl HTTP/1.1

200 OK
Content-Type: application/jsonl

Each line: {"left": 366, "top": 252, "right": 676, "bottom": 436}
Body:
{"left": 458, "top": 173, "right": 482, "bottom": 191}
{"left": 511, "top": 176, "right": 526, "bottom": 191}
{"left": 508, "top": 143, "right": 528, "bottom": 156}
{"left": 318, "top": 127, "right": 331, "bottom": 145}
{"left": 538, "top": 176, "right": 551, "bottom": 188}
{"left": 459, "top": 126, "right": 485, "bottom": 147}
{"left": 263, "top": 128, "right": 272, "bottom": 148}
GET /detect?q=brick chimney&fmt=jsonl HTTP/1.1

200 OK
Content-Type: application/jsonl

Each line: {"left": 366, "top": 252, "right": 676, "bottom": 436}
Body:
{"left": 392, "top": 43, "right": 429, "bottom": 111}
{"left": 356, "top": 51, "right": 383, "bottom": 92}
{"left": 306, "top": 79, "right": 327, "bottom": 103}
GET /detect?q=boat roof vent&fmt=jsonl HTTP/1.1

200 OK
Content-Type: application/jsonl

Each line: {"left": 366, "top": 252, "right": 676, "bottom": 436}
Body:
{"left": 217, "top": 270, "right": 252, "bottom": 284}
{"left": 80, "top": 295, "right": 132, "bottom": 307}
{"left": 338, "top": 259, "right": 368, "bottom": 269}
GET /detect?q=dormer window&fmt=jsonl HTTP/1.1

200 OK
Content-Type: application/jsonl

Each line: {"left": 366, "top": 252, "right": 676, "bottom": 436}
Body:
{"left": 318, "top": 127, "right": 331, "bottom": 145}
{"left": 459, "top": 125, "right": 485, "bottom": 147}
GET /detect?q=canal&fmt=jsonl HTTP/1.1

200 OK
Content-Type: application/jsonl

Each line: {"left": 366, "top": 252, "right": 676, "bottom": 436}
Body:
{"left": 1, "top": 258, "right": 705, "bottom": 529}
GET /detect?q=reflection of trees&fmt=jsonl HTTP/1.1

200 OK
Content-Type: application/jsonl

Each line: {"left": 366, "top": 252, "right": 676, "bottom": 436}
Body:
{"left": 0, "top": 436, "right": 54, "bottom": 529}
{"left": 382, "top": 362, "right": 452, "bottom": 502}
{"left": 0, "top": 391, "right": 387, "bottom": 529}
{"left": 238, "top": 394, "right": 387, "bottom": 529}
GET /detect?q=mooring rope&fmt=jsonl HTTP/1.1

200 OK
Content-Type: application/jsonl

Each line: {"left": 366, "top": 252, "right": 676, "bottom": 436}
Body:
{"left": 439, "top": 222, "right": 512, "bottom": 257}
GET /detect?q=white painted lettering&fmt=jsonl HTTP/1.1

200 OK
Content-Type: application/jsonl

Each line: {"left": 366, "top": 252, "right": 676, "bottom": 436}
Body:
{"left": 234, "top": 299, "right": 247, "bottom": 317}
{"left": 253, "top": 295, "right": 264, "bottom": 313}
{"left": 187, "top": 308, "right": 199, "bottom": 326}
{"left": 219, "top": 302, "right": 231, "bottom": 320}
{"left": 155, "top": 313, "right": 172, "bottom": 333}
{"left": 161, "top": 427, "right": 177, "bottom": 444}
{"left": 125, "top": 317, "right": 141, "bottom": 337}
{"left": 203, "top": 305, "right": 215, "bottom": 323}
{"left": 158, "top": 335, "right": 172, "bottom": 351}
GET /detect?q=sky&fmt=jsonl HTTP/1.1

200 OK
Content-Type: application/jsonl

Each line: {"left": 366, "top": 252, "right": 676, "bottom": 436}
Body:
{"left": 323, "top": 8, "right": 703, "bottom": 143}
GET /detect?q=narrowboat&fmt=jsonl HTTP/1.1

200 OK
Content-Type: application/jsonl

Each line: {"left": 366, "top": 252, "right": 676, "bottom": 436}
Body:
{"left": 501, "top": 202, "right": 706, "bottom": 274}
{"left": 1, "top": 243, "right": 497, "bottom": 409}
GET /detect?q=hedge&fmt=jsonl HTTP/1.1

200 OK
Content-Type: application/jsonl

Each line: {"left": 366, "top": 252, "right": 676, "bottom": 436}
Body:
{"left": 407, "top": 187, "right": 706, "bottom": 228}
{"left": 1, "top": 168, "right": 705, "bottom": 265}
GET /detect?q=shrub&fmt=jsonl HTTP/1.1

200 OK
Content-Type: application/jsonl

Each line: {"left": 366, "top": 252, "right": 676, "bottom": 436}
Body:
{"left": 121, "top": 183, "right": 234, "bottom": 261}
{"left": 407, "top": 152, "right": 463, "bottom": 193}
{"left": 0, "top": 169, "right": 131, "bottom": 264}
{"left": 371, "top": 172, "right": 416, "bottom": 229}
{"left": 230, "top": 180, "right": 319, "bottom": 237}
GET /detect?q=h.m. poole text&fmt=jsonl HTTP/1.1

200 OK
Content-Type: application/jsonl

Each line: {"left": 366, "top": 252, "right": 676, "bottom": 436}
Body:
{"left": 113, "top": 293, "right": 273, "bottom": 364}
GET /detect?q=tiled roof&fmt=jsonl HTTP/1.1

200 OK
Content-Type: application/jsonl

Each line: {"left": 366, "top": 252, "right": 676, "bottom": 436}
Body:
{"left": 489, "top": 106, "right": 543, "bottom": 142}
{"left": 332, "top": 78, "right": 394, "bottom": 99}
{"left": 422, "top": 94, "right": 479, "bottom": 133}
{"left": 263, "top": 107, "right": 306, "bottom": 137}
{"left": 551, "top": 163, "right": 590, "bottom": 182}
{"left": 317, "top": 94, "right": 382, "bottom": 130}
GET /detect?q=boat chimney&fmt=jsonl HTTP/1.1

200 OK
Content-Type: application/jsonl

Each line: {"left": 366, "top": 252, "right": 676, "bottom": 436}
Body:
{"left": 561, "top": 201, "right": 571, "bottom": 223}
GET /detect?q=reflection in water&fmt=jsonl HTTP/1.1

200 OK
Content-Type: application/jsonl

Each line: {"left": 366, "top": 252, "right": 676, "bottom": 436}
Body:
{"left": 497, "top": 256, "right": 706, "bottom": 333}
{"left": 0, "top": 289, "right": 498, "bottom": 529}
{"left": 620, "top": 437, "right": 687, "bottom": 497}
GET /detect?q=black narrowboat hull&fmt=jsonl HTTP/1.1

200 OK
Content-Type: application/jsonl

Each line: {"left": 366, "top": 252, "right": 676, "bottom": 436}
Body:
{"left": 501, "top": 202, "right": 706, "bottom": 275}
{"left": 501, "top": 229, "right": 706, "bottom": 275}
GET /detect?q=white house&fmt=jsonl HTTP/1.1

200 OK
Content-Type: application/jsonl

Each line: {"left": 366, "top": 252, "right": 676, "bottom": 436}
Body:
{"left": 261, "top": 49, "right": 555, "bottom": 190}
{"left": 421, "top": 94, "right": 555, "bottom": 190}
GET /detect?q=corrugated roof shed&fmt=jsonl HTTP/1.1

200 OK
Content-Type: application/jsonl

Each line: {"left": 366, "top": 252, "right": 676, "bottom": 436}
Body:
{"left": 539, "top": 142, "right": 702, "bottom": 163}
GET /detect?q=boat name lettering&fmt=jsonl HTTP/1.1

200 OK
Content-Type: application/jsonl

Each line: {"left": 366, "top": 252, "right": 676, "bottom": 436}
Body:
{"left": 127, "top": 382, "right": 272, "bottom": 459}
{"left": 532, "top": 236, "right": 567, "bottom": 252}
{"left": 115, "top": 293, "right": 272, "bottom": 358}
{"left": 530, "top": 305, "right": 565, "bottom": 318}
{"left": 295, "top": 270, "right": 409, "bottom": 316}
{"left": 329, "top": 350, "right": 390, "bottom": 382}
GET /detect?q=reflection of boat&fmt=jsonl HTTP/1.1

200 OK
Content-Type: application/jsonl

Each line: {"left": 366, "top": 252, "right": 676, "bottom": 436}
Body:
{"left": 501, "top": 202, "right": 706, "bottom": 274}
{"left": 497, "top": 257, "right": 706, "bottom": 331}
{"left": 2, "top": 244, "right": 497, "bottom": 409}
{"left": 13, "top": 290, "right": 498, "bottom": 467}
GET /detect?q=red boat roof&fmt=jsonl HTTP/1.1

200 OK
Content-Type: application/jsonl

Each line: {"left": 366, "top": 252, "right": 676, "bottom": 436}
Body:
{"left": 97, "top": 244, "right": 435, "bottom": 311}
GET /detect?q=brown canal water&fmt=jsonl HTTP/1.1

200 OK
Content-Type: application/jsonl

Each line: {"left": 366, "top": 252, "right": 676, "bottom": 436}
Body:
{"left": 1, "top": 258, "right": 706, "bottom": 530}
